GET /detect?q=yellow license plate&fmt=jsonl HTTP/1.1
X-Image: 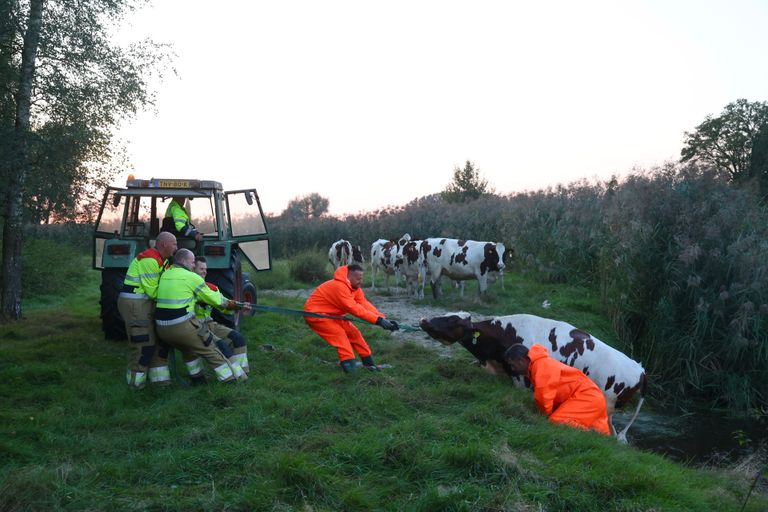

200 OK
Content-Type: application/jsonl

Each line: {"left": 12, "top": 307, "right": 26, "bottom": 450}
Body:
{"left": 154, "top": 179, "right": 190, "bottom": 188}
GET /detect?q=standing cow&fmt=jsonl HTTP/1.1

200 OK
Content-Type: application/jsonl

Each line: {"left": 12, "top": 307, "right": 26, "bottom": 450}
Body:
{"left": 421, "top": 238, "right": 507, "bottom": 299}
{"left": 419, "top": 312, "right": 646, "bottom": 442}
{"left": 328, "top": 239, "right": 365, "bottom": 269}
{"left": 400, "top": 240, "right": 427, "bottom": 299}
{"left": 370, "top": 233, "right": 410, "bottom": 290}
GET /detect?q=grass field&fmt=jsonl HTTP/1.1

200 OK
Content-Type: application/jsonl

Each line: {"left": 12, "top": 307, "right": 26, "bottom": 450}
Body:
{"left": 1, "top": 261, "right": 766, "bottom": 511}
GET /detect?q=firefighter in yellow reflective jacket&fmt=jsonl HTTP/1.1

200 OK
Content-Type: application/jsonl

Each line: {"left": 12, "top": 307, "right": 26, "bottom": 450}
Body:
{"left": 164, "top": 197, "right": 202, "bottom": 242}
{"left": 191, "top": 256, "right": 251, "bottom": 374}
{"left": 118, "top": 231, "right": 177, "bottom": 389}
{"left": 155, "top": 248, "right": 247, "bottom": 384}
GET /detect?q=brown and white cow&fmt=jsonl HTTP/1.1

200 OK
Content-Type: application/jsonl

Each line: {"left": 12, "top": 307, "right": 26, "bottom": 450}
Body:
{"left": 328, "top": 239, "right": 364, "bottom": 269}
{"left": 419, "top": 312, "right": 646, "bottom": 442}
{"left": 370, "top": 233, "right": 411, "bottom": 290}
{"left": 420, "top": 238, "right": 507, "bottom": 299}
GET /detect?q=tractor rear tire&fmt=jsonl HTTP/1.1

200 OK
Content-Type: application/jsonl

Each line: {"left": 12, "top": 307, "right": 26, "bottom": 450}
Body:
{"left": 100, "top": 269, "right": 126, "bottom": 340}
{"left": 241, "top": 280, "right": 257, "bottom": 317}
{"left": 207, "top": 248, "right": 241, "bottom": 331}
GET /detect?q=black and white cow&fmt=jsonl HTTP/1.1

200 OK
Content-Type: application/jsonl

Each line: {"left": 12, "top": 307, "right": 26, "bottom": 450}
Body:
{"left": 328, "top": 239, "right": 364, "bottom": 269}
{"left": 420, "top": 238, "right": 507, "bottom": 299}
{"left": 370, "top": 233, "right": 410, "bottom": 290}
{"left": 419, "top": 312, "right": 646, "bottom": 442}
{"left": 400, "top": 240, "right": 427, "bottom": 299}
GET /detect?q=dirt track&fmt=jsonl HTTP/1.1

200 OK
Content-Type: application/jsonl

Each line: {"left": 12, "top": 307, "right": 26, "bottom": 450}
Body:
{"left": 260, "top": 287, "right": 490, "bottom": 358}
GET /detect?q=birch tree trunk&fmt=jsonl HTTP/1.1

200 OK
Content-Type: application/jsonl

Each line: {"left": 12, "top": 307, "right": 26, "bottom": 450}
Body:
{"left": 1, "top": 0, "right": 45, "bottom": 321}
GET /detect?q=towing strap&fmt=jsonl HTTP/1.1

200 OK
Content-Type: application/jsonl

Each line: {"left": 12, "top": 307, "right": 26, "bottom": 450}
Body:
{"left": 235, "top": 302, "right": 422, "bottom": 332}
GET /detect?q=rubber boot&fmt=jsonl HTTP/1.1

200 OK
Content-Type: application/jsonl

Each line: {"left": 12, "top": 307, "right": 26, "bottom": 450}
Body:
{"left": 361, "top": 355, "right": 379, "bottom": 371}
{"left": 339, "top": 359, "right": 357, "bottom": 373}
{"left": 190, "top": 374, "right": 208, "bottom": 386}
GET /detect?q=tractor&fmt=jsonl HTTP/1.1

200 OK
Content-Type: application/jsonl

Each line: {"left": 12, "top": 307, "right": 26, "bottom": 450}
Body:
{"left": 92, "top": 177, "right": 272, "bottom": 340}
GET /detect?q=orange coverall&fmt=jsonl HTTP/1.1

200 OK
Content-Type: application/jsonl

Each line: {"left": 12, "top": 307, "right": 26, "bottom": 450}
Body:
{"left": 526, "top": 344, "right": 610, "bottom": 435}
{"left": 303, "top": 265, "right": 384, "bottom": 361}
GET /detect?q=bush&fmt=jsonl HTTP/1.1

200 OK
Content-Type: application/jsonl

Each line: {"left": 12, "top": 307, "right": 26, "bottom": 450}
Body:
{"left": 289, "top": 250, "right": 331, "bottom": 285}
{"left": 21, "top": 238, "right": 90, "bottom": 298}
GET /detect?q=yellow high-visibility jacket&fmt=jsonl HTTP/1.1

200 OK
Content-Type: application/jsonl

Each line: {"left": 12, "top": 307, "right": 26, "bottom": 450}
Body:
{"left": 121, "top": 248, "right": 167, "bottom": 300}
{"left": 155, "top": 265, "right": 227, "bottom": 326}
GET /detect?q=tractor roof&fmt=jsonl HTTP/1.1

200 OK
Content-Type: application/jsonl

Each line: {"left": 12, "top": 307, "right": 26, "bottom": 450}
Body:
{"left": 119, "top": 178, "right": 223, "bottom": 197}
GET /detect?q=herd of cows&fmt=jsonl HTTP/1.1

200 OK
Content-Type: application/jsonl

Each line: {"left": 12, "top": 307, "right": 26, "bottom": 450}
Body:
{"left": 329, "top": 234, "right": 512, "bottom": 300}
{"left": 327, "top": 234, "right": 647, "bottom": 442}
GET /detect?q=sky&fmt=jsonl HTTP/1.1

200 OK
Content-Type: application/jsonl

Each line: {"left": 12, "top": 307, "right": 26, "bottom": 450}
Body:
{"left": 116, "top": 0, "right": 768, "bottom": 216}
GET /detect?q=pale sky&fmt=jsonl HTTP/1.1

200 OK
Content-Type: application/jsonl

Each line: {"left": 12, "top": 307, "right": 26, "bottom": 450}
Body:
{"left": 116, "top": 0, "right": 768, "bottom": 216}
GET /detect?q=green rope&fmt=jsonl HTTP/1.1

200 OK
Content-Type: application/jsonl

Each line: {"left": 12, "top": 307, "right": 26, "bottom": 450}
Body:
{"left": 236, "top": 302, "right": 422, "bottom": 332}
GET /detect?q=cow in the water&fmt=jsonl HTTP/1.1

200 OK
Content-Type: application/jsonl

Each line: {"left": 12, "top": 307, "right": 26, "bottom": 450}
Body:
{"left": 419, "top": 312, "right": 646, "bottom": 442}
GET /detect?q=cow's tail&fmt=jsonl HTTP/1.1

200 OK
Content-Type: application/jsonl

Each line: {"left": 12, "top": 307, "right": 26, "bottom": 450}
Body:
{"left": 616, "top": 373, "right": 647, "bottom": 444}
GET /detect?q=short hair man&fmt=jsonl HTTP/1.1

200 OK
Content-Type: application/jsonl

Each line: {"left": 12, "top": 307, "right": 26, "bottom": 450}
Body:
{"left": 191, "top": 256, "right": 250, "bottom": 374}
{"left": 118, "top": 231, "right": 177, "bottom": 389}
{"left": 504, "top": 343, "right": 610, "bottom": 435}
{"left": 154, "top": 248, "right": 246, "bottom": 384}
{"left": 303, "top": 264, "right": 398, "bottom": 373}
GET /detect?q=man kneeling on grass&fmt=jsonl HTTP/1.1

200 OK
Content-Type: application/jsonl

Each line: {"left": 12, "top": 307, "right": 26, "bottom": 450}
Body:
{"left": 504, "top": 343, "right": 610, "bottom": 435}
{"left": 304, "top": 264, "right": 398, "bottom": 373}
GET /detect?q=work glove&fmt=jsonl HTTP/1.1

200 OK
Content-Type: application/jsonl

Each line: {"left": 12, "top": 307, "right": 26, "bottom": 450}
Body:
{"left": 376, "top": 317, "right": 399, "bottom": 331}
{"left": 225, "top": 299, "right": 238, "bottom": 310}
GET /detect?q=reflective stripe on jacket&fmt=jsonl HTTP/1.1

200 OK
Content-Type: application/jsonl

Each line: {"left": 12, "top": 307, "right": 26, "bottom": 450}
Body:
{"left": 122, "top": 248, "right": 166, "bottom": 299}
{"left": 156, "top": 266, "right": 225, "bottom": 322}
{"left": 303, "top": 265, "right": 382, "bottom": 324}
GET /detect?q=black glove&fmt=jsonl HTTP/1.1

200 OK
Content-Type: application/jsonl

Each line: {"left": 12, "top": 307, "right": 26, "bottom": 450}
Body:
{"left": 376, "top": 317, "right": 398, "bottom": 331}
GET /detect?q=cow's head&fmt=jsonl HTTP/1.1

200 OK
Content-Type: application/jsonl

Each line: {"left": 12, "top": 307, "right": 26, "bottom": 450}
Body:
{"left": 422, "top": 312, "right": 520, "bottom": 377}
{"left": 480, "top": 243, "right": 505, "bottom": 275}
{"left": 419, "top": 312, "right": 472, "bottom": 345}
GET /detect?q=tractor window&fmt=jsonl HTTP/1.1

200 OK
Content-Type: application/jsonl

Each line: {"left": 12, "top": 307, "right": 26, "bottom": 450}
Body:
{"left": 190, "top": 197, "right": 217, "bottom": 235}
{"left": 158, "top": 196, "right": 218, "bottom": 236}
{"left": 122, "top": 196, "right": 153, "bottom": 237}
{"left": 226, "top": 190, "right": 267, "bottom": 236}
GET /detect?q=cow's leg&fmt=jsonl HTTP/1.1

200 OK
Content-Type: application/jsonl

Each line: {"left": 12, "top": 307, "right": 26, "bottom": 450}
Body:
{"left": 477, "top": 275, "right": 487, "bottom": 296}
{"left": 430, "top": 275, "right": 442, "bottom": 299}
{"left": 371, "top": 265, "right": 377, "bottom": 290}
{"left": 615, "top": 397, "right": 644, "bottom": 444}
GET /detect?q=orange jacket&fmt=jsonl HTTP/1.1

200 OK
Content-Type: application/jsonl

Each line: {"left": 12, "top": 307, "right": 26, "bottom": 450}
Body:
{"left": 304, "top": 265, "right": 383, "bottom": 324}
{"left": 527, "top": 344, "right": 604, "bottom": 416}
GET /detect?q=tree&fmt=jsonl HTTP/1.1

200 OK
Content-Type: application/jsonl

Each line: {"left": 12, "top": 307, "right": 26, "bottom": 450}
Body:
{"left": 441, "top": 160, "right": 491, "bottom": 203}
{"left": 282, "top": 193, "right": 330, "bottom": 220}
{"left": 748, "top": 123, "right": 768, "bottom": 199}
{"left": 1, "top": 0, "right": 172, "bottom": 321}
{"left": 680, "top": 99, "right": 768, "bottom": 183}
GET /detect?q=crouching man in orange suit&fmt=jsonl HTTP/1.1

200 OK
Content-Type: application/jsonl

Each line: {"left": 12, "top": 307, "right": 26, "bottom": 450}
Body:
{"left": 304, "top": 264, "right": 398, "bottom": 373}
{"left": 504, "top": 343, "right": 610, "bottom": 435}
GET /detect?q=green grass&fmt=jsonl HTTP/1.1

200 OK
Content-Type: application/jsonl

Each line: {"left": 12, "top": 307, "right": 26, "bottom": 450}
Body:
{"left": 1, "top": 261, "right": 766, "bottom": 510}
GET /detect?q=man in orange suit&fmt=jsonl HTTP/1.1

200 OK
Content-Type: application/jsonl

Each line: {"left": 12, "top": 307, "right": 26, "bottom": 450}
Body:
{"left": 504, "top": 343, "right": 610, "bottom": 435}
{"left": 304, "top": 264, "right": 398, "bottom": 373}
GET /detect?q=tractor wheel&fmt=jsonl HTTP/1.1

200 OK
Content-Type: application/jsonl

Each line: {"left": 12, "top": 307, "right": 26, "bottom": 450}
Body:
{"left": 100, "top": 268, "right": 126, "bottom": 340}
{"left": 207, "top": 247, "right": 241, "bottom": 331}
{"left": 241, "top": 280, "right": 257, "bottom": 317}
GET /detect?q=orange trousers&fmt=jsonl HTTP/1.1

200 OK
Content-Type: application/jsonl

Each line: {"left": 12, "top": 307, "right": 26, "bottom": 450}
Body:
{"left": 304, "top": 317, "right": 371, "bottom": 361}
{"left": 548, "top": 386, "right": 610, "bottom": 435}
